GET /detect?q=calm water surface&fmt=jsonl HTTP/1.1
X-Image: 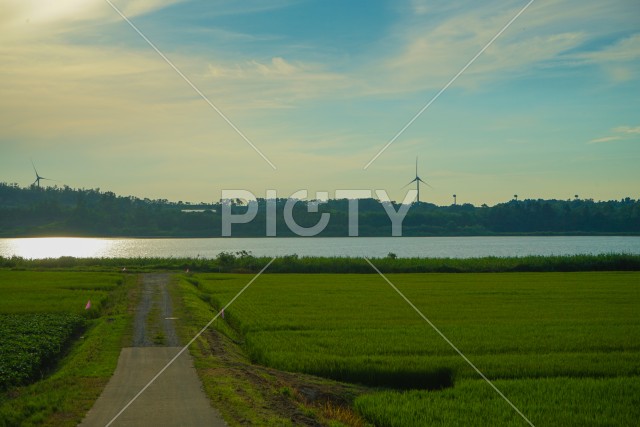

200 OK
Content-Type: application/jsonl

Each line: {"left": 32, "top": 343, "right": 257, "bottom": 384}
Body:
{"left": 1, "top": 236, "right": 639, "bottom": 259}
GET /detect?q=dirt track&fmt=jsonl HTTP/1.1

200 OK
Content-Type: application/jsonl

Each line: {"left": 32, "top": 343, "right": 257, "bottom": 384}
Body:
{"left": 132, "top": 273, "right": 179, "bottom": 347}
{"left": 79, "top": 274, "right": 226, "bottom": 427}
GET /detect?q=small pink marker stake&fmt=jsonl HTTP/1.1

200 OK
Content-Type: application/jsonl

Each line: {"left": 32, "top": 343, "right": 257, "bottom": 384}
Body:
{"left": 85, "top": 300, "right": 91, "bottom": 310}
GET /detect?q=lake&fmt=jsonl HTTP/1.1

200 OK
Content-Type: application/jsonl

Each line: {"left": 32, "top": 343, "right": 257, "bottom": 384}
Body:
{"left": 1, "top": 236, "right": 639, "bottom": 259}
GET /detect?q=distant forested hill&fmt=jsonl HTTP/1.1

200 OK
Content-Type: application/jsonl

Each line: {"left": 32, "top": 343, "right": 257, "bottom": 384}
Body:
{"left": 0, "top": 183, "right": 639, "bottom": 237}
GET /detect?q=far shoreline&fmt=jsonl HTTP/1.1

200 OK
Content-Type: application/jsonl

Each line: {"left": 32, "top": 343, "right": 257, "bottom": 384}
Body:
{"left": 2, "top": 232, "right": 640, "bottom": 239}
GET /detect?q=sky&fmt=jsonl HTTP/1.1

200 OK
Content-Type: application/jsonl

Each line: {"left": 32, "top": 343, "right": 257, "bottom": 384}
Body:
{"left": 1, "top": 0, "right": 639, "bottom": 206}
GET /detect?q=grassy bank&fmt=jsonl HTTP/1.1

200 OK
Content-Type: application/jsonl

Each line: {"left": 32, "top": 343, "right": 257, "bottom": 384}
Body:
{"left": 0, "top": 271, "right": 136, "bottom": 426}
{"left": 184, "top": 271, "right": 640, "bottom": 426}
{"left": 2, "top": 253, "right": 639, "bottom": 273}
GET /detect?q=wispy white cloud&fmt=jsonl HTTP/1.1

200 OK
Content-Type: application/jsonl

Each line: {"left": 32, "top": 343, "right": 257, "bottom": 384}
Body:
{"left": 613, "top": 126, "right": 640, "bottom": 134}
{"left": 577, "top": 33, "right": 640, "bottom": 63}
{"left": 178, "top": 0, "right": 302, "bottom": 18}
{"left": 588, "top": 136, "right": 623, "bottom": 144}
{"left": 589, "top": 125, "right": 640, "bottom": 144}
{"left": 371, "top": 0, "right": 639, "bottom": 94}
{"left": 119, "top": 0, "right": 184, "bottom": 17}
{"left": 572, "top": 33, "right": 640, "bottom": 82}
{"left": 205, "top": 56, "right": 350, "bottom": 108}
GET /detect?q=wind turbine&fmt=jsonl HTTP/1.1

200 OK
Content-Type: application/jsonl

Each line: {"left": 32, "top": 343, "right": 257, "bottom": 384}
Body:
{"left": 403, "top": 156, "right": 432, "bottom": 203}
{"left": 31, "top": 160, "right": 56, "bottom": 188}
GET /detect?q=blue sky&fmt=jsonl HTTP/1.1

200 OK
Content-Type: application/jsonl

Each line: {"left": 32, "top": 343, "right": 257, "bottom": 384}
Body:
{"left": 1, "top": 0, "right": 638, "bottom": 205}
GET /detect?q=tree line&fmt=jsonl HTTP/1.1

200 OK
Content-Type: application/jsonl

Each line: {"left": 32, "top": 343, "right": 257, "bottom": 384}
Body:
{"left": 0, "top": 183, "right": 638, "bottom": 237}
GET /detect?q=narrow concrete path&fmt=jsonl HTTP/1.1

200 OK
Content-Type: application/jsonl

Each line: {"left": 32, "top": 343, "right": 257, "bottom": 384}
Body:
{"left": 79, "top": 275, "right": 226, "bottom": 427}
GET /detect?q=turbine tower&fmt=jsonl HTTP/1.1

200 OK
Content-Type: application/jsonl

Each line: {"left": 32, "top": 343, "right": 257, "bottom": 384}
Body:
{"left": 31, "top": 160, "right": 55, "bottom": 188}
{"left": 404, "top": 156, "right": 432, "bottom": 203}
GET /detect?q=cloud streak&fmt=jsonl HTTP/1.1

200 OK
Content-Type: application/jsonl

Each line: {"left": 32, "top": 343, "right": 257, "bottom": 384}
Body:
{"left": 371, "top": 1, "right": 638, "bottom": 94}
{"left": 205, "top": 57, "right": 350, "bottom": 108}
{"left": 589, "top": 125, "right": 640, "bottom": 144}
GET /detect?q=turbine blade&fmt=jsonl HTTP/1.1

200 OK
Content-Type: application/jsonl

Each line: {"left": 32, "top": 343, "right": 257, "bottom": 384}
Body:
{"left": 30, "top": 159, "right": 39, "bottom": 176}
{"left": 402, "top": 178, "right": 418, "bottom": 189}
{"left": 417, "top": 177, "right": 433, "bottom": 188}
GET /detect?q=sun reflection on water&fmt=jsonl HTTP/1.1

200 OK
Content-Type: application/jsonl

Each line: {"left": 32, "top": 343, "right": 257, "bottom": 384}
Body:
{"left": 0, "top": 236, "right": 639, "bottom": 260}
{"left": 1, "top": 238, "right": 112, "bottom": 259}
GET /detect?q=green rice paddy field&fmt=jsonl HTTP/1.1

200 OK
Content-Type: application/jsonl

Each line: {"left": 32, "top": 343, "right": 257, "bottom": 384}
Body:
{"left": 188, "top": 271, "right": 640, "bottom": 426}
{"left": 0, "top": 271, "right": 132, "bottom": 426}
